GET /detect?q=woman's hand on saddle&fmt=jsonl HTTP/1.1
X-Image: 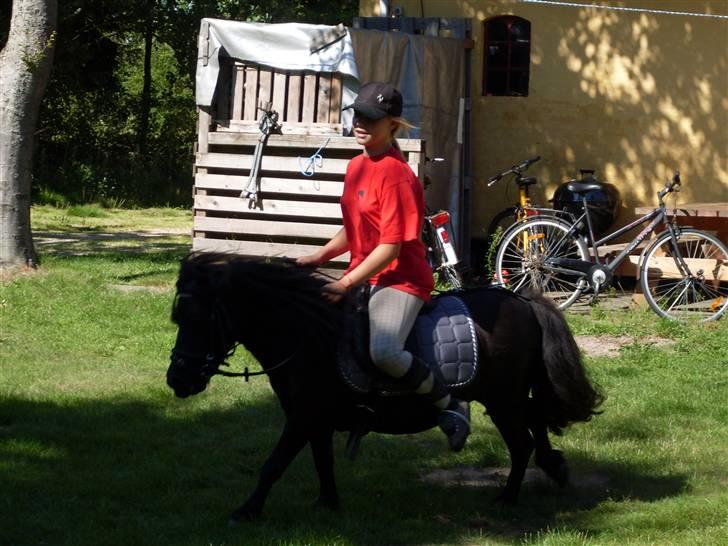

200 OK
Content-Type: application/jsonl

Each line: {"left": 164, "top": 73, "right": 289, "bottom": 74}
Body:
{"left": 296, "top": 253, "right": 322, "bottom": 267}
{"left": 321, "top": 280, "right": 348, "bottom": 304}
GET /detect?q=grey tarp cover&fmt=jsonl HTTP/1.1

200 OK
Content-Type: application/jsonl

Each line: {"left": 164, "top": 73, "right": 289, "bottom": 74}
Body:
{"left": 195, "top": 19, "right": 465, "bottom": 241}
{"left": 349, "top": 29, "right": 465, "bottom": 237}
{"left": 195, "top": 18, "right": 360, "bottom": 126}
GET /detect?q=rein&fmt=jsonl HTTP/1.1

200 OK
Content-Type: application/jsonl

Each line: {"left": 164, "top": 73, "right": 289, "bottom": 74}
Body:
{"left": 214, "top": 345, "right": 298, "bottom": 381}
{"left": 171, "top": 292, "right": 299, "bottom": 382}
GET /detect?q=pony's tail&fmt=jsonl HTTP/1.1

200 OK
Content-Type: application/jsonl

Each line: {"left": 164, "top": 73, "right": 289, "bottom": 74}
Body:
{"left": 526, "top": 290, "right": 604, "bottom": 435}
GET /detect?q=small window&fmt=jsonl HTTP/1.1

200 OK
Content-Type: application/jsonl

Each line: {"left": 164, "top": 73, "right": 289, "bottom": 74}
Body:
{"left": 483, "top": 16, "right": 531, "bottom": 97}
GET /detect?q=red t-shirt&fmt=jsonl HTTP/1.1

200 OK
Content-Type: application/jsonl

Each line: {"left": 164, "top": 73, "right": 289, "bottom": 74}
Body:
{"left": 340, "top": 147, "right": 434, "bottom": 301}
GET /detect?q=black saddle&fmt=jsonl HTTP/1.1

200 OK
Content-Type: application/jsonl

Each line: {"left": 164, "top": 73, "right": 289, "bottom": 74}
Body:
{"left": 517, "top": 176, "right": 538, "bottom": 187}
{"left": 337, "top": 288, "right": 479, "bottom": 397}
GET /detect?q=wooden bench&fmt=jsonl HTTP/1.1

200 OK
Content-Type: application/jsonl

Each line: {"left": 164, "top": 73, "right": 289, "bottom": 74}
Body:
{"left": 635, "top": 202, "right": 728, "bottom": 244}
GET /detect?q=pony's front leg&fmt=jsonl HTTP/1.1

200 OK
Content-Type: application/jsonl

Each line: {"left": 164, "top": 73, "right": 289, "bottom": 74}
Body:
{"left": 309, "top": 427, "right": 339, "bottom": 510}
{"left": 230, "top": 420, "right": 308, "bottom": 523}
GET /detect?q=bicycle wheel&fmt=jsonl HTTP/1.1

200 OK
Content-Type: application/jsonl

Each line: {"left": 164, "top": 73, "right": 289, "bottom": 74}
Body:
{"left": 486, "top": 207, "right": 518, "bottom": 244}
{"left": 495, "top": 217, "right": 589, "bottom": 309}
{"left": 640, "top": 228, "right": 728, "bottom": 322}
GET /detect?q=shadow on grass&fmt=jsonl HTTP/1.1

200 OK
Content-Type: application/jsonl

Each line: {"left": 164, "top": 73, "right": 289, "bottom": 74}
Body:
{"left": 0, "top": 394, "right": 689, "bottom": 546}
{"left": 34, "top": 230, "right": 191, "bottom": 259}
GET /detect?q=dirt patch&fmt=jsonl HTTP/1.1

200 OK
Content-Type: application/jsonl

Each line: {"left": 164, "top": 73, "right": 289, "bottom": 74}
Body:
{"left": 575, "top": 335, "right": 675, "bottom": 358}
{"left": 420, "top": 466, "right": 610, "bottom": 489}
{"left": 0, "top": 264, "right": 47, "bottom": 283}
{"left": 107, "top": 283, "right": 170, "bottom": 294}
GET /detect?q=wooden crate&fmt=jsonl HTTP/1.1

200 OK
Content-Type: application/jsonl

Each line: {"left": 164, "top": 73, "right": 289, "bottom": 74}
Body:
{"left": 214, "top": 60, "right": 343, "bottom": 135}
{"left": 195, "top": 56, "right": 426, "bottom": 266}
{"left": 192, "top": 133, "right": 425, "bottom": 266}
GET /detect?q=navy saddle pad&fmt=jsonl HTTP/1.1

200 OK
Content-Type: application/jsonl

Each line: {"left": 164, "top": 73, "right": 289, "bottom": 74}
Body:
{"left": 337, "top": 294, "right": 479, "bottom": 396}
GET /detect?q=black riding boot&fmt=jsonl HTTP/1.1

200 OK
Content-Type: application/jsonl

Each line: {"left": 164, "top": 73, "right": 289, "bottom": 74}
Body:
{"left": 398, "top": 355, "right": 470, "bottom": 452}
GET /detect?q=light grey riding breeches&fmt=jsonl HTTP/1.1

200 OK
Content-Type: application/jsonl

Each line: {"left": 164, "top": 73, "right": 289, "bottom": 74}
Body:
{"left": 368, "top": 285, "right": 425, "bottom": 378}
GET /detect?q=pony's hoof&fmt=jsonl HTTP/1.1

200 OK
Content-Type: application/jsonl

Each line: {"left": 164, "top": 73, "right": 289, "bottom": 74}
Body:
{"left": 495, "top": 491, "right": 519, "bottom": 505}
{"left": 228, "top": 507, "right": 260, "bottom": 525}
{"left": 536, "top": 449, "right": 570, "bottom": 487}
{"left": 312, "top": 495, "right": 341, "bottom": 511}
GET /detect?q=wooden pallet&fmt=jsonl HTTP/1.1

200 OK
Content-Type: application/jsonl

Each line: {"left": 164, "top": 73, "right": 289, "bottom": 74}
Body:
{"left": 214, "top": 60, "right": 343, "bottom": 135}
{"left": 192, "top": 133, "right": 425, "bottom": 266}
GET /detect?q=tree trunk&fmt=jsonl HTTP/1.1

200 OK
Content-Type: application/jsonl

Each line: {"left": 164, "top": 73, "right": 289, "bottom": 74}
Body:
{"left": 138, "top": 1, "right": 155, "bottom": 159}
{"left": 0, "top": 0, "right": 57, "bottom": 269}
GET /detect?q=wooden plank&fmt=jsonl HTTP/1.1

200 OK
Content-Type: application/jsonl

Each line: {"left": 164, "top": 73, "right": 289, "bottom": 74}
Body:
{"left": 195, "top": 195, "right": 342, "bottom": 218}
{"left": 329, "top": 75, "right": 342, "bottom": 124}
{"left": 628, "top": 255, "right": 728, "bottom": 281}
{"left": 258, "top": 67, "right": 273, "bottom": 108}
{"left": 197, "top": 108, "right": 211, "bottom": 155}
{"left": 195, "top": 174, "right": 344, "bottom": 196}
{"left": 216, "top": 63, "right": 231, "bottom": 120}
{"left": 243, "top": 66, "right": 258, "bottom": 120}
{"left": 272, "top": 70, "right": 288, "bottom": 119}
{"left": 302, "top": 72, "right": 318, "bottom": 123}
{"left": 214, "top": 121, "right": 342, "bottom": 136}
{"left": 193, "top": 237, "right": 350, "bottom": 263}
{"left": 194, "top": 216, "right": 341, "bottom": 239}
{"left": 196, "top": 152, "right": 350, "bottom": 175}
{"left": 207, "top": 132, "right": 424, "bottom": 151}
{"left": 287, "top": 73, "right": 302, "bottom": 122}
{"left": 316, "top": 73, "right": 332, "bottom": 123}
{"left": 231, "top": 64, "right": 244, "bottom": 120}
{"left": 635, "top": 203, "right": 728, "bottom": 217}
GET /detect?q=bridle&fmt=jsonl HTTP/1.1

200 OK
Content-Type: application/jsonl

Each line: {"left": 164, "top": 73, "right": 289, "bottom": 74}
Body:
{"left": 170, "top": 292, "right": 298, "bottom": 382}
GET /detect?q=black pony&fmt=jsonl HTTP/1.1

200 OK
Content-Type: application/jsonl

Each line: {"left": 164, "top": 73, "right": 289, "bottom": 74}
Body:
{"left": 167, "top": 253, "right": 602, "bottom": 522}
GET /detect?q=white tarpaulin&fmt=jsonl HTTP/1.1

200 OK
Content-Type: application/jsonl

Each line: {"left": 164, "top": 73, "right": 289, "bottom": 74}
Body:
{"left": 196, "top": 18, "right": 360, "bottom": 124}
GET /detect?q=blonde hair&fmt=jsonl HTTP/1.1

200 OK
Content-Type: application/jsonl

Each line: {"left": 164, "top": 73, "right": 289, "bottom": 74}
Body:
{"left": 391, "top": 116, "right": 416, "bottom": 155}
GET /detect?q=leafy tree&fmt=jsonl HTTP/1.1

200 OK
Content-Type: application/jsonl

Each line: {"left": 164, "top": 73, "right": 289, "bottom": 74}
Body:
{"left": 27, "top": 0, "right": 358, "bottom": 207}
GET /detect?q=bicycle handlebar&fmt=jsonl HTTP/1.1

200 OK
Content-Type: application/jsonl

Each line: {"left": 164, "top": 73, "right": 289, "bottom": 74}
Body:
{"left": 487, "top": 156, "right": 541, "bottom": 186}
{"left": 657, "top": 171, "right": 681, "bottom": 200}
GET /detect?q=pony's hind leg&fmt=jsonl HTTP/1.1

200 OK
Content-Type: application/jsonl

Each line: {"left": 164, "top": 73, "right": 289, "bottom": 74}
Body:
{"left": 490, "top": 407, "right": 534, "bottom": 503}
{"left": 309, "top": 427, "right": 340, "bottom": 510}
{"left": 528, "top": 398, "right": 569, "bottom": 486}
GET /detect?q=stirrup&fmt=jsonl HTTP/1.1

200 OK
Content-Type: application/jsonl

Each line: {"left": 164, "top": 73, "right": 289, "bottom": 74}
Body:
{"left": 438, "top": 402, "right": 470, "bottom": 452}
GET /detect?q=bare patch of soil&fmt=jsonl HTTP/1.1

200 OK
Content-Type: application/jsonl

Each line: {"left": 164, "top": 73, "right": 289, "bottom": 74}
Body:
{"left": 420, "top": 466, "right": 610, "bottom": 489}
{"left": 575, "top": 335, "right": 675, "bottom": 358}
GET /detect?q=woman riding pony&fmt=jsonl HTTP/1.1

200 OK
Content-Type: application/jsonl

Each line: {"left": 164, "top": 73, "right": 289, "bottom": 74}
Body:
{"left": 296, "top": 81, "right": 470, "bottom": 451}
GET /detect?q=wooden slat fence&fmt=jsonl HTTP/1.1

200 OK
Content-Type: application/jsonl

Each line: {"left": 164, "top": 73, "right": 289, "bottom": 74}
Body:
{"left": 193, "top": 133, "right": 425, "bottom": 265}
{"left": 194, "top": 53, "right": 426, "bottom": 266}
{"left": 215, "top": 60, "right": 343, "bottom": 135}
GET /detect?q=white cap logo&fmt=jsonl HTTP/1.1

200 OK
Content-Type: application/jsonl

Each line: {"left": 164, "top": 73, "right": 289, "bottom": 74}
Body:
{"left": 376, "top": 93, "right": 384, "bottom": 103}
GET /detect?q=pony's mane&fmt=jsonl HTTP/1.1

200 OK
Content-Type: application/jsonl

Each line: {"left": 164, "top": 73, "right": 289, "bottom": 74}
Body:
{"left": 178, "top": 252, "right": 343, "bottom": 340}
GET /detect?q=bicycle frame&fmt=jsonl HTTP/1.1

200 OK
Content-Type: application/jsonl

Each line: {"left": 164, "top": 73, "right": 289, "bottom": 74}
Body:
{"left": 546, "top": 202, "right": 671, "bottom": 277}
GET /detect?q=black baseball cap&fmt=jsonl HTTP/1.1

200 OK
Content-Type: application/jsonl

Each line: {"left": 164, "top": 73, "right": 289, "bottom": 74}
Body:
{"left": 344, "top": 81, "right": 403, "bottom": 120}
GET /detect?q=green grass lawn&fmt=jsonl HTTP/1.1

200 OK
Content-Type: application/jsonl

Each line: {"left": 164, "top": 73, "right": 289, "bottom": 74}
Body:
{"left": 1, "top": 207, "right": 726, "bottom": 545}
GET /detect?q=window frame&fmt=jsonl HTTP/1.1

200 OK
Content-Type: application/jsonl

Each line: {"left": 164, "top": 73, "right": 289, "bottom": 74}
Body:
{"left": 482, "top": 15, "right": 531, "bottom": 97}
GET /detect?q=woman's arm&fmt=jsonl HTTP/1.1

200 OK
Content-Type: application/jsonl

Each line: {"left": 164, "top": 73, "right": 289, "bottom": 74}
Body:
{"left": 322, "top": 242, "right": 401, "bottom": 302}
{"left": 296, "top": 227, "right": 349, "bottom": 266}
{"left": 341, "top": 242, "right": 401, "bottom": 287}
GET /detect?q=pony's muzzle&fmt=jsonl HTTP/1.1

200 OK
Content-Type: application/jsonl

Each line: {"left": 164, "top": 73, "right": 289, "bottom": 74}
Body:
{"left": 167, "top": 355, "right": 209, "bottom": 398}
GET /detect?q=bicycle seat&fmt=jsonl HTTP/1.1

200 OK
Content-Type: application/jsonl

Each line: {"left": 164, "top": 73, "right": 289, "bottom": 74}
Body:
{"left": 566, "top": 180, "right": 603, "bottom": 194}
{"left": 516, "top": 176, "right": 538, "bottom": 187}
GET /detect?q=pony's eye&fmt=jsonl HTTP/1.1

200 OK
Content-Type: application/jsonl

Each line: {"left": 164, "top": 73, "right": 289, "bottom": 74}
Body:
{"left": 172, "top": 293, "right": 199, "bottom": 322}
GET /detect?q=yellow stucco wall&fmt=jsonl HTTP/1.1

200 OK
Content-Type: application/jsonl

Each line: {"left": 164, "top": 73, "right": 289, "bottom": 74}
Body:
{"left": 359, "top": 0, "right": 728, "bottom": 240}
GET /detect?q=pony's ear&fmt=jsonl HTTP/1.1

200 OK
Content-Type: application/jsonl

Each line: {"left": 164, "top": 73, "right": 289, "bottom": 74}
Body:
{"left": 208, "top": 264, "right": 232, "bottom": 294}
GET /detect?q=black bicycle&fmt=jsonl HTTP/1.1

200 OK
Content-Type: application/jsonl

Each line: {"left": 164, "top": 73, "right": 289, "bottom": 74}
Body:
{"left": 494, "top": 172, "right": 728, "bottom": 321}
